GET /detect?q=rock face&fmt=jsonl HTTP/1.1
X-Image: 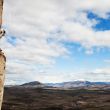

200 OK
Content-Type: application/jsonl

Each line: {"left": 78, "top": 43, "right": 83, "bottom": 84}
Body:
{"left": 0, "top": 51, "right": 5, "bottom": 110}
{"left": 0, "top": 0, "right": 3, "bottom": 28}
{"left": 0, "top": 0, "right": 5, "bottom": 110}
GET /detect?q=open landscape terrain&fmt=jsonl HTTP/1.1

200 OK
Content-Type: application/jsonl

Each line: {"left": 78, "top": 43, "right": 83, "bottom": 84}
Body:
{"left": 1, "top": 81, "right": 110, "bottom": 110}
{"left": 2, "top": 0, "right": 110, "bottom": 110}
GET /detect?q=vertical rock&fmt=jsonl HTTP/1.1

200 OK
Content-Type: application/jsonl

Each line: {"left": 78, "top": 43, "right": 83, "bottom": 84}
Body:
{"left": 0, "top": 51, "right": 5, "bottom": 110}
{"left": 0, "top": 0, "right": 3, "bottom": 28}
{"left": 0, "top": 0, "right": 5, "bottom": 110}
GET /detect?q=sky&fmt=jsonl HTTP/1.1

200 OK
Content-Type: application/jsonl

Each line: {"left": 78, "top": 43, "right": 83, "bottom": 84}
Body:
{"left": 1, "top": 0, "right": 110, "bottom": 85}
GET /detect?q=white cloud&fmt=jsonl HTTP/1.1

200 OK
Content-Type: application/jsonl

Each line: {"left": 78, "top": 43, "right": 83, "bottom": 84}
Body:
{"left": 94, "top": 68, "right": 110, "bottom": 74}
{"left": 1, "top": 0, "right": 110, "bottom": 84}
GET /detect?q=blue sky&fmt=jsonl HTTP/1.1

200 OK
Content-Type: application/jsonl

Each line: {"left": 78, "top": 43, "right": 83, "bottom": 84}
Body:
{"left": 1, "top": 0, "right": 110, "bottom": 85}
{"left": 88, "top": 12, "right": 110, "bottom": 31}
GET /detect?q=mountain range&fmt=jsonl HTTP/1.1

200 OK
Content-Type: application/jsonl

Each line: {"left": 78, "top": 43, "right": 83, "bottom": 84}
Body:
{"left": 20, "top": 81, "right": 110, "bottom": 90}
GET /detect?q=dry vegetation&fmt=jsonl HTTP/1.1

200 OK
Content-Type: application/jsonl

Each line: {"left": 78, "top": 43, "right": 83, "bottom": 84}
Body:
{"left": 1, "top": 87, "right": 110, "bottom": 110}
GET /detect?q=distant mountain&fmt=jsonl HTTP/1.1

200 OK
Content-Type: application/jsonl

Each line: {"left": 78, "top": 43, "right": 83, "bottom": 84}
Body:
{"left": 47, "top": 81, "right": 110, "bottom": 88}
{"left": 21, "top": 81, "right": 45, "bottom": 88}
{"left": 48, "top": 81, "right": 92, "bottom": 88}
{"left": 20, "top": 81, "right": 110, "bottom": 90}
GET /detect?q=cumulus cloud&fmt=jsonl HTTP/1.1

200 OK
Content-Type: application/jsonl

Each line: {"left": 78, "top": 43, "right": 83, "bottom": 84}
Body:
{"left": 1, "top": 0, "right": 110, "bottom": 84}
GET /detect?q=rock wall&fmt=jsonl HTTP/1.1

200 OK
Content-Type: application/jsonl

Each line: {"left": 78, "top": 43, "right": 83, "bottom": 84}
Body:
{"left": 0, "top": 51, "right": 5, "bottom": 110}
{"left": 0, "top": 0, "right": 3, "bottom": 28}
{"left": 0, "top": 0, "right": 5, "bottom": 109}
